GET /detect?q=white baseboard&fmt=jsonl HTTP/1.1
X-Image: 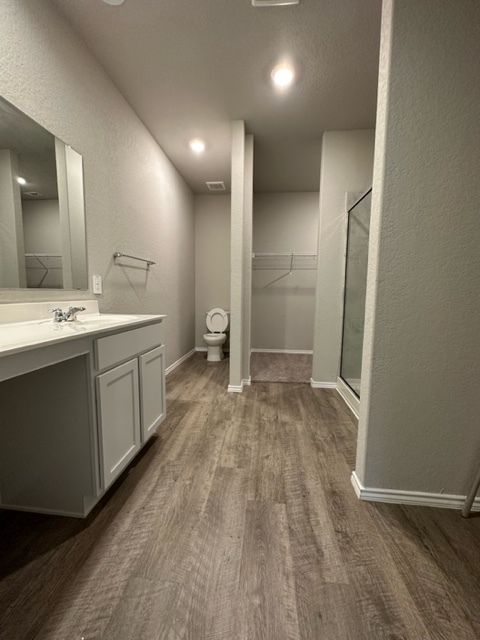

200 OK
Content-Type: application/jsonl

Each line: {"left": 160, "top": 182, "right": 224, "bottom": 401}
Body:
{"left": 351, "top": 472, "right": 363, "bottom": 498}
{"left": 228, "top": 377, "right": 251, "bottom": 393}
{"left": 165, "top": 348, "right": 196, "bottom": 376}
{"left": 351, "top": 471, "right": 480, "bottom": 512}
{"left": 228, "top": 381, "right": 244, "bottom": 393}
{"left": 347, "top": 378, "right": 361, "bottom": 394}
{"left": 251, "top": 348, "right": 313, "bottom": 354}
{"left": 336, "top": 376, "right": 360, "bottom": 418}
{"left": 195, "top": 347, "right": 207, "bottom": 352}
{"left": 310, "top": 379, "right": 336, "bottom": 389}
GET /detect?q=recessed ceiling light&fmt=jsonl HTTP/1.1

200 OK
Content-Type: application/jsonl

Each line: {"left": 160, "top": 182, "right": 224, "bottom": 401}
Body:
{"left": 271, "top": 64, "right": 295, "bottom": 88}
{"left": 101, "top": 0, "right": 125, "bottom": 5}
{"left": 17, "top": 177, "right": 26, "bottom": 185}
{"left": 190, "top": 139, "right": 206, "bottom": 154}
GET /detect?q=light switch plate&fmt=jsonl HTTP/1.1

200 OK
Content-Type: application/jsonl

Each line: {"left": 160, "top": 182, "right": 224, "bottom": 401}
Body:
{"left": 93, "top": 274, "right": 102, "bottom": 295}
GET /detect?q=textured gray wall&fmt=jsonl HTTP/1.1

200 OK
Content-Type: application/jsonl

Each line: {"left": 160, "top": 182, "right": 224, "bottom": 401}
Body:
{"left": 357, "top": 0, "right": 480, "bottom": 496}
{"left": 0, "top": 0, "right": 195, "bottom": 367}
{"left": 194, "top": 195, "right": 231, "bottom": 348}
{"left": 195, "top": 191, "right": 319, "bottom": 353}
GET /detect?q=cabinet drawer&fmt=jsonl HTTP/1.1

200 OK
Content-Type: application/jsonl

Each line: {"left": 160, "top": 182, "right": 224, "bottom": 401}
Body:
{"left": 95, "top": 321, "right": 164, "bottom": 371}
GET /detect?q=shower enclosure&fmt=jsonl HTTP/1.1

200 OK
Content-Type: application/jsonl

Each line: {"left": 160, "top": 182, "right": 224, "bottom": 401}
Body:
{"left": 339, "top": 188, "right": 372, "bottom": 397}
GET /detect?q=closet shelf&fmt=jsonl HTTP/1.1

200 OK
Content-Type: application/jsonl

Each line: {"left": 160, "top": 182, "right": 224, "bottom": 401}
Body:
{"left": 25, "top": 253, "right": 63, "bottom": 269}
{"left": 25, "top": 253, "right": 63, "bottom": 287}
{"left": 252, "top": 252, "right": 317, "bottom": 271}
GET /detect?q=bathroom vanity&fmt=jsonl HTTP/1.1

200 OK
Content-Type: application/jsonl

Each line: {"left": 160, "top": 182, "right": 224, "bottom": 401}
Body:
{"left": 0, "top": 301, "right": 166, "bottom": 517}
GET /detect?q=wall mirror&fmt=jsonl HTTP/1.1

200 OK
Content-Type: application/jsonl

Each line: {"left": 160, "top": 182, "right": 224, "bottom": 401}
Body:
{"left": 0, "top": 96, "right": 88, "bottom": 290}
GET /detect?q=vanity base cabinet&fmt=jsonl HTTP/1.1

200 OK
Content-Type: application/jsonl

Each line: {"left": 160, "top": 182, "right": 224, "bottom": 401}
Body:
{"left": 0, "top": 355, "right": 97, "bottom": 517}
{"left": 0, "top": 315, "right": 166, "bottom": 517}
{"left": 94, "top": 328, "right": 166, "bottom": 492}
{"left": 139, "top": 345, "right": 166, "bottom": 443}
{"left": 96, "top": 359, "right": 141, "bottom": 491}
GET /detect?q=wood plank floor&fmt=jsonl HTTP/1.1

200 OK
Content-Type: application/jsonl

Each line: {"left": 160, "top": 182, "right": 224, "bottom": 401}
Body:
{"left": 1, "top": 353, "right": 480, "bottom": 639}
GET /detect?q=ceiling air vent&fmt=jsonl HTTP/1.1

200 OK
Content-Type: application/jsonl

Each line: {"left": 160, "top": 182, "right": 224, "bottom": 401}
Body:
{"left": 206, "top": 181, "right": 226, "bottom": 192}
{"left": 252, "top": 0, "right": 299, "bottom": 6}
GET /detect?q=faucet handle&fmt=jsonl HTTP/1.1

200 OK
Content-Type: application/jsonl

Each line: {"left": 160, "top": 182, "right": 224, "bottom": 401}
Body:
{"left": 65, "top": 306, "right": 86, "bottom": 321}
{"left": 49, "top": 307, "right": 65, "bottom": 322}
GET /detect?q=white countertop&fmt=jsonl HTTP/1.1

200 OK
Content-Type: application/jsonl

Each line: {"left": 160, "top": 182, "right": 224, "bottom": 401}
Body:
{"left": 0, "top": 301, "right": 165, "bottom": 358}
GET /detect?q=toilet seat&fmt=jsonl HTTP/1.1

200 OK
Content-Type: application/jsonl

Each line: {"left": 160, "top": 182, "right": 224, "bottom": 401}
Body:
{"left": 203, "top": 333, "right": 226, "bottom": 345}
{"left": 206, "top": 308, "right": 228, "bottom": 333}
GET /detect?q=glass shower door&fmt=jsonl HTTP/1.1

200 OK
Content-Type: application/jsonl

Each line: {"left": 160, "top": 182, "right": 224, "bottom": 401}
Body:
{"left": 340, "top": 189, "right": 371, "bottom": 397}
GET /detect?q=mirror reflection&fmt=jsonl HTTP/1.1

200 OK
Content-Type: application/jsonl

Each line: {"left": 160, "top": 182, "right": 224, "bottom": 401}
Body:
{"left": 0, "top": 96, "right": 88, "bottom": 290}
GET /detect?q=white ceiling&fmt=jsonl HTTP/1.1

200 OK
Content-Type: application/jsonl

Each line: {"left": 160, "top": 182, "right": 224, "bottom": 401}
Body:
{"left": 50, "top": 0, "right": 382, "bottom": 194}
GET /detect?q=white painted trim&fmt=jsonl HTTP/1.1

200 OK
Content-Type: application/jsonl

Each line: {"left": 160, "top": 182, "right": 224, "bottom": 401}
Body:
{"left": 165, "top": 348, "right": 196, "bottom": 376}
{"left": 347, "top": 378, "right": 361, "bottom": 394}
{"left": 351, "top": 471, "right": 362, "bottom": 498}
{"left": 228, "top": 381, "right": 244, "bottom": 393}
{"left": 243, "top": 376, "right": 252, "bottom": 386}
{"left": 251, "top": 348, "right": 313, "bottom": 354}
{"left": 336, "top": 376, "right": 360, "bottom": 418}
{"left": 351, "top": 472, "right": 480, "bottom": 512}
{"left": 310, "top": 378, "right": 336, "bottom": 389}
{"left": 347, "top": 186, "right": 373, "bottom": 215}
{"left": 195, "top": 346, "right": 208, "bottom": 352}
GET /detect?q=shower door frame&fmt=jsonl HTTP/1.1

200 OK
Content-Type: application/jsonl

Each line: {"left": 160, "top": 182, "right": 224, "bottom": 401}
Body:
{"left": 339, "top": 187, "right": 372, "bottom": 399}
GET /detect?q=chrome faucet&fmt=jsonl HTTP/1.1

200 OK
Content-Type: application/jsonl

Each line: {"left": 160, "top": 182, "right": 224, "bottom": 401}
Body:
{"left": 49, "top": 306, "right": 86, "bottom": 322}
{"left": 49, "top": 307, "right": 65, "bottom": 322}
{"left": 64, "top": 306, "right": 86, "bottom": 322}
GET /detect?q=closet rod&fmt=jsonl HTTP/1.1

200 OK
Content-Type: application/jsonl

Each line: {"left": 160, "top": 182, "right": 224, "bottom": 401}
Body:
{"left": 252, "top": 252, "right": 317, "bottom": 257}
{"left": 252, "top": 252, "right": 317, "bottom": 271}
{"left": 25, "top": 253, "right": 62, "bottom": 257}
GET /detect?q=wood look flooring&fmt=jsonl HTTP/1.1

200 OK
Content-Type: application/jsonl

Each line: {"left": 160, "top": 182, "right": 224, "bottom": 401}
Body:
{"left": 1, "top": 353, "right": 480, "bottom": 639}
{"left": 250, "top": 352, "right": 312, "bottom": 383}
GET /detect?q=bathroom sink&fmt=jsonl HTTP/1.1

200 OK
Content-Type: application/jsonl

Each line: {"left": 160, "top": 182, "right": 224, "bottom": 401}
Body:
{"left": 0, "top": 320, "right": 76, "bottom": 349}
{"left": 1, "top": 315, "right": 144, "bottom": 352}
{"left": 62, "top": 314, "right": 143, "bottom": 333}
{"left": 0, "top": 301, "right": 166, "bottom": 358}
{"left": 72, "top": 314, "right": 140, "bottom": 326}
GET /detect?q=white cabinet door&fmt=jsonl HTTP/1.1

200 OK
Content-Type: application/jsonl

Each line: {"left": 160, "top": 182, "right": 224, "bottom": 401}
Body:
{"left": 139, "top": 345, "right": 166, "bottom": 443}
{"left": 96, "top": 359, "right": 141, "bottom": 490}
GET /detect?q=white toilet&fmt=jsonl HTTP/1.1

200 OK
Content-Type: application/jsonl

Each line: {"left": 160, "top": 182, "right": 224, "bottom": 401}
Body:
{"left": 203, "top": 308, "right": 230, "bottom": 362}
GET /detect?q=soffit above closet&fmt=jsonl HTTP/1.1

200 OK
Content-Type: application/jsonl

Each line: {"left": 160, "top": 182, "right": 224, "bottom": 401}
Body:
{"left": 50, "top": 0, "right": 382, "bottom": 194}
